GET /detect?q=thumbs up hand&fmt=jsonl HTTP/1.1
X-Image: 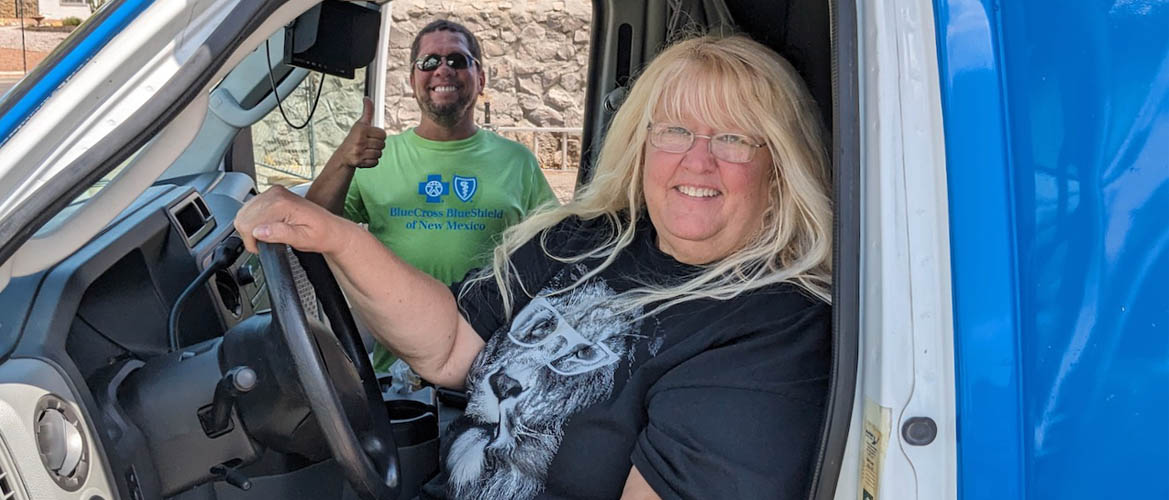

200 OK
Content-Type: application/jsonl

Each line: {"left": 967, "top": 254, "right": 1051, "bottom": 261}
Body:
{"left": 338, "top": 97, "right": 387, "bottom": 169}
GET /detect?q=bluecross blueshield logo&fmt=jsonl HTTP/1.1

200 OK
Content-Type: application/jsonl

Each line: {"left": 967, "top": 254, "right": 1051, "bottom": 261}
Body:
{"left": 417, "top": 174, "right": 449, "bottom": 203}
{"left": 452, "top": 175, "right": 477, "bottom": 202}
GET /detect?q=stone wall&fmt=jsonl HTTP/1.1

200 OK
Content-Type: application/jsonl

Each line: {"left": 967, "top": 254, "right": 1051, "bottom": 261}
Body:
{"left": 0, "top": 1, "right": 40, "bottom": 18}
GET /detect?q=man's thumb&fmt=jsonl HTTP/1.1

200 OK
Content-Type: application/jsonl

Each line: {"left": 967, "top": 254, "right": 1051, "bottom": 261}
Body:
{"left": 359, "top": 97, "right": 374, "bottom": 125}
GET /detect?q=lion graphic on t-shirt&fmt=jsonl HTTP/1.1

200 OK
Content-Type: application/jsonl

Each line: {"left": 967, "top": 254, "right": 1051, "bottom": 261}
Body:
{"left": 446, "top": 277, "right": 642, "bottom": 500}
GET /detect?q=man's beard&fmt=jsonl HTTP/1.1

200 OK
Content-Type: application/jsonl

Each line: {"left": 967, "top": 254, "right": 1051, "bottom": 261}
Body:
{"left": 420, "top": 92, "right": 472, "bottom": 128}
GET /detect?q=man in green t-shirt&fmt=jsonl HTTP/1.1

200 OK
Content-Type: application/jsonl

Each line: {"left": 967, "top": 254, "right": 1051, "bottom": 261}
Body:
{"left": 307, "top": 20, "right": 557, "bottom": 372}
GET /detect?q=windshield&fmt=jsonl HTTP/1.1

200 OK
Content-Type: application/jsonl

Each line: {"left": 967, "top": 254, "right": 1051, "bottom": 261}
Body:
{"left": 34, "top": 152, "right": 134, "bottom": 237}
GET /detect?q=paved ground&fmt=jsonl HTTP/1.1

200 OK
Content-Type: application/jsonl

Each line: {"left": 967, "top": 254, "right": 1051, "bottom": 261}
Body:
{"left": 0, "top": 73, "right": 20, "bottom": 95}
{"left": 543, "top": 167, "right": 579, "bottom": 204}
{"left": 0, "top": 25, "right": 69, "bottom": 72}
{"left": 0, "top": 25, "right": 71, "bottom": 52}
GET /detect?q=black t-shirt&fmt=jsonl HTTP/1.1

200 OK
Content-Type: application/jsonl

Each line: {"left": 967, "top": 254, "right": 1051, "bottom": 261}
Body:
{"left": 424, "top": 216, "right": 831, "bottom": 500}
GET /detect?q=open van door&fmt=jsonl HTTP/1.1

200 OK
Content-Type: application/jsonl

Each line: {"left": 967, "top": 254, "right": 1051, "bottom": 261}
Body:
{"left": 581, "top": 2, "right": 861, "bottom": 500}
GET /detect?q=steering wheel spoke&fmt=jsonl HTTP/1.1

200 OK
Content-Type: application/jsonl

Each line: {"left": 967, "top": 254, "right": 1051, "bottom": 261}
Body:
{"left": 257, "top": 242, "right": 400, "bottom": 500}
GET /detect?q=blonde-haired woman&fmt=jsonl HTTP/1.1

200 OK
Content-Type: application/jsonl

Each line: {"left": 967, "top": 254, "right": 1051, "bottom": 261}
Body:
{"left": 237, "top": 34, "right": 832, "bottom": 500}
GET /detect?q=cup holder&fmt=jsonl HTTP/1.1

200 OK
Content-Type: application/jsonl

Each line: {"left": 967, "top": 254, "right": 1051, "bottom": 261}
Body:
{"left": 383, "top": 390, "right": 441, "bottom": 499}
{"left": 386, "top": 398, "right": 437, "bottom": 447}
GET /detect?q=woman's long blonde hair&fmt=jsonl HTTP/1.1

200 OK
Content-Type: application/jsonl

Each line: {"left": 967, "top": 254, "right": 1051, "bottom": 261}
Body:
{"left": 468, "top": 34, "right": 832, "bottom": 318}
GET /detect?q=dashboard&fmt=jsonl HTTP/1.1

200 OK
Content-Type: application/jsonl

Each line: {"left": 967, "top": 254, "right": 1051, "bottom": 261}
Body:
{"left": 0, "top": 172, "right": 266, "bottom": 500}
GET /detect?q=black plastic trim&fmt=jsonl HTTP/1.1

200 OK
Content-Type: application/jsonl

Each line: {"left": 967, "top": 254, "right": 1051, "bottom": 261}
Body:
{"left": 577, "top": 0, "right": 608, "bottom": 186}
{"left": 809, "top": 0, "right": 860, "bottom": 499}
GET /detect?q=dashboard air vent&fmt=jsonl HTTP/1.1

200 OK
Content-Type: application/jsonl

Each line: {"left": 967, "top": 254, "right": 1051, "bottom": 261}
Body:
{"left": 34, "top": 395, "right": 89, "bottom": 491}
{"left": 169, "top": 193, "right": 216, "bottom": 247}
{"left": 0, "top": 437, "right": 24, "bottom": 500}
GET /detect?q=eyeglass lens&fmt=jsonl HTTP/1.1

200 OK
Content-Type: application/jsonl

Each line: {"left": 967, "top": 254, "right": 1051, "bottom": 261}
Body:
{"left": 416, "top": 53, "right": 473, "bottom": 72}
{"left": 650, "top": 125, "right": 759, "bottom": 163}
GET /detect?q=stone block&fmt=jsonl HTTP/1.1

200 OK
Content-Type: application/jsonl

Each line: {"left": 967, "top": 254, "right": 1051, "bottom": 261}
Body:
{"left": 486, "top": 92, "right": 519, "bottom": 121}
{"left": 492, "top": 61, "right": 514, "bottom": 80}
{"left": 524, "top": 106, "right": 564, "bottom": 127}
{"left": 566, "top": 1, "right": 591, "bottom": 17}
{"left": 483, "top": 12, "right": 504, "bottom": 27}
{"left": 519, "top": 23, "right": 546, "bottom": 40}
{"left": 559, "top": 72, "right": 582, "bottom": 92}
{"left": 517, "top": 75, "right": 543, "bottom": 95}
{"left": 546, "top": 87, "right": 576, "bottom": 111}
{"left": 546, "top": 12, "right": 569, "bottom": 31}
{"left": 524, "top": 40, "right": 559, "bottom": 61}
{"left": 389, "top": 21, "right": 417, "bottom": 48}
{"left": 483, "top": 40, "right": 506, "bottom": 57}
{"left": 519, "top": 94, "right": 543, "bottom": 112}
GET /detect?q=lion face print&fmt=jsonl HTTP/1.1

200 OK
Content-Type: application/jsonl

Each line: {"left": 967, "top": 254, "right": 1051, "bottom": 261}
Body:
{"left": 445, "top": 278, "right": 643, "bottom": 500}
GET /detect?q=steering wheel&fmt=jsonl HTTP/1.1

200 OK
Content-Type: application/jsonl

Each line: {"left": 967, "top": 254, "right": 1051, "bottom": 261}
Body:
{"left": 257, "top": 241, "right": 400, "bottom": 499}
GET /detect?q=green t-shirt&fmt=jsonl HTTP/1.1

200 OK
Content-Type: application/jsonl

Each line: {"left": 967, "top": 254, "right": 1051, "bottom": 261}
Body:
{"left": 343, "top": 128, "right": 557, "bottom": 371}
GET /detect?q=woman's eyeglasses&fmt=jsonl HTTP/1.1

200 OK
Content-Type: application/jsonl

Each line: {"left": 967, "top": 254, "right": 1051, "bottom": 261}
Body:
{"left": 413, "top": 52, "right": 478, "bottom": 72}
{"left": 647, "top": 123, "right": 766, "bottom": 164}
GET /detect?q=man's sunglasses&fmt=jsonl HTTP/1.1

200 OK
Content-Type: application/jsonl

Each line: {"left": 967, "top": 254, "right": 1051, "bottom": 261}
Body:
{"left": 413, "top": 52, "right": 478, "bottom": 72}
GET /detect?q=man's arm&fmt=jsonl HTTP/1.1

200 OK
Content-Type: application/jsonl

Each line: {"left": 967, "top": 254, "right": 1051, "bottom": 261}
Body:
{"left": 235, "top": 186, "right": 484, "bottom": 388}
{"left": 306, "top": 97, "right": 387, "bottom": 215}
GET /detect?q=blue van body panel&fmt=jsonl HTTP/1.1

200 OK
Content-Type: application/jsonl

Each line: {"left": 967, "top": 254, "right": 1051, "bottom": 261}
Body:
{"left": 936, "top": 0, "right": 1169, "bottom": 498}
{"left": 0, "top": 0, "right": 154, "bottom": 146}
{"left": 932, "top": 0, "right": 1025, "bottom": 498}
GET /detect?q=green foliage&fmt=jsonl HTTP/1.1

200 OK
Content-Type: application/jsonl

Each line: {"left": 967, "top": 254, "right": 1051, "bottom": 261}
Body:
{"left": 61, "top": 16, "right": 83, "bottom": 27}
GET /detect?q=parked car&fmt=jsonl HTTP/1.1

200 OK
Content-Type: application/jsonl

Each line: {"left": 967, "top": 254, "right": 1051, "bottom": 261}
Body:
{"left": 0, "top": 0, "right": 1164, "bottom": 499}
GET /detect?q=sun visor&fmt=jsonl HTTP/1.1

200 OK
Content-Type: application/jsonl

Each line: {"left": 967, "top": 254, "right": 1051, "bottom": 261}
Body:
{"left": 284, "top": 1, "right": 380, "bottom": 79}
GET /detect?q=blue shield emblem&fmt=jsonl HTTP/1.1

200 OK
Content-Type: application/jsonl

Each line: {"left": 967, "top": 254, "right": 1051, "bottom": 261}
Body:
{"left": 452, "top": 175, "right": 478, "bottom": 202}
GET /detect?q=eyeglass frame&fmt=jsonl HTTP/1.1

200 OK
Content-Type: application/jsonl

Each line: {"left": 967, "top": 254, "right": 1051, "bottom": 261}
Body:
{"left": 646, "top": 123, "right": 767, "bottom": 164}
{"left": 412, "top": 52, "right": 480, "bottom": 72}
{"left": 506, "top": 297, "right": 621, "bottom": 376}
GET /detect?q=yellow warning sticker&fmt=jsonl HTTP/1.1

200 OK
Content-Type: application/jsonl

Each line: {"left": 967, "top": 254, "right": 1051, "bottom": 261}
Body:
{"left": 860, "top": 399, "right": 891, "bottom": 500}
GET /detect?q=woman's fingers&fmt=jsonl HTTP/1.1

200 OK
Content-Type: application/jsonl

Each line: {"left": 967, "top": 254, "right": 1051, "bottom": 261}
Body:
{"left": 234, "top": 186, "right": 340, "bottom": 255}
{"left": 250, "top": 221, "right": 307, "bottom": 248}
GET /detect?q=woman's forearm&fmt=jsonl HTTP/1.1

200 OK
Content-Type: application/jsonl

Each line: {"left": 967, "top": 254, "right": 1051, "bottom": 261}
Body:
{"left": 325, "top": 223, "right": 483, "bottom": 387}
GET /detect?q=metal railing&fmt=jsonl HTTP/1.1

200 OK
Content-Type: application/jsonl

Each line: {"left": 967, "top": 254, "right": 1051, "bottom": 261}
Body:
{"left": 254, "top": 125, "right": 584, "bottom": 192}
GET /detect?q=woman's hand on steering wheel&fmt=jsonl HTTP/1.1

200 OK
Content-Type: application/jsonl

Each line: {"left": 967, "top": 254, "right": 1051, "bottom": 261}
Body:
{"left": 235, "top": 185, "right": 356, "bottom": 256}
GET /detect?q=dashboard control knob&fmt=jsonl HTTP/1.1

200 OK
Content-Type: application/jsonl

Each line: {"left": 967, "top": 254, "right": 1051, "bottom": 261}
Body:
{"left": 236, "top": 264, "right": 257, "bottom": 286}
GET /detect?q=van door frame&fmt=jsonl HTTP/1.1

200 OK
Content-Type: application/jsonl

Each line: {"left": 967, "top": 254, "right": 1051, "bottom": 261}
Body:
{"left": 579, "top": 2, "right": 861, "bottom": 499}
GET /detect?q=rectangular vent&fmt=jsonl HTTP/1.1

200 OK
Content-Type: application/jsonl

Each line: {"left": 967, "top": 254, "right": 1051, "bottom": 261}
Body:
{"left": 0, "top": 453, "right": 20, "bottom": 500}
{"left": 170, "top": 194, "right": 216, "bottom": 247}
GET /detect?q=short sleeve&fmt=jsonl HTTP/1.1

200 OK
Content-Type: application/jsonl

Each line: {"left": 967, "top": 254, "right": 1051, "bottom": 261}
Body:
{"left": 523, "top": 153, "right": 559, "bottom": 212}
{"left": 448, "top": 218, "right": 593, "bottom": 341}
{"left": 631, "top": 302, "right": 831, "bottom": 499}
{"left": 342, "top": 176, "right": 369, "bottom": 224}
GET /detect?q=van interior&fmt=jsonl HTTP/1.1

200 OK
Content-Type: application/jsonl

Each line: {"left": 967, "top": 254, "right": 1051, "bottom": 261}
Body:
{"left": 0, "top": 0, "right": 857, "bottom": 499}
